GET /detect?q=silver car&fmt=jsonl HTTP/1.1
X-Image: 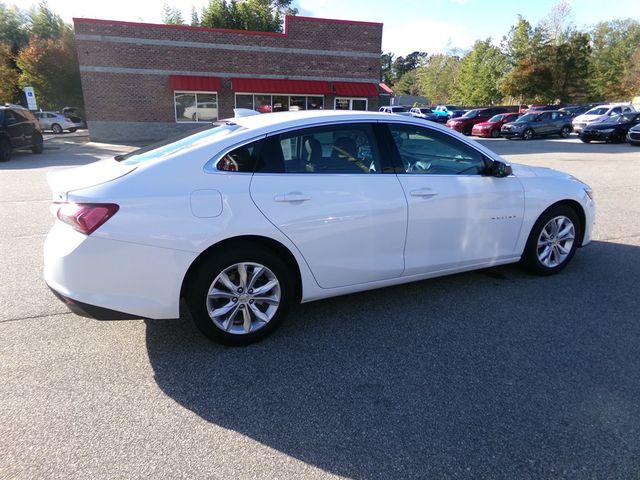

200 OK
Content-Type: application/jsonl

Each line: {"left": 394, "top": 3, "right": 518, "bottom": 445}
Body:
{"left": 35, "top": 111, "right": 83, "bottom": 134}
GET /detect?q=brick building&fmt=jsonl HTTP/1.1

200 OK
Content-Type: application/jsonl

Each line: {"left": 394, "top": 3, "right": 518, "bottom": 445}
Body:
{"left": 74, "top": 16, "right": 384, "bottom": 142}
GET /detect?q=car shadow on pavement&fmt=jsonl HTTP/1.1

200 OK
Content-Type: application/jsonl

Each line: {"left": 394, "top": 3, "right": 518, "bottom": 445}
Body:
{"left": 144, "top": 240, "right": 640, "bottom": 479}
{"left": 0, "top": 143, "right": 132, "bottom": 171}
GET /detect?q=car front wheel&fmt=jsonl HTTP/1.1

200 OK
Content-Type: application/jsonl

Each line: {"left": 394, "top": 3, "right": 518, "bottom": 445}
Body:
{"left": 32, "top": 132, "right": 44, "bottom": 153}
{"left": 51, "top": 123, "right": 63, "bottom": 134}
{"left": 521, "top": 205, "right": 580, "bottom": 275}
{"left": 185, "top": 246, "right": 294, "bottom": 345}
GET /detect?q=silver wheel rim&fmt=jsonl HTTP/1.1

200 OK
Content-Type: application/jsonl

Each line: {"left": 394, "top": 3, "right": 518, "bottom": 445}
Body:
{"left": 206, "top": 262, "right": 281, "bottom": 335}
{"left": 561, "top": 127, "right": 570, "bottom": 137}
{"left": 536, "top": 216, "right": 575, "bottom": 268}
{"left": 524, "top": 130, "right": 533, "bottom": 140}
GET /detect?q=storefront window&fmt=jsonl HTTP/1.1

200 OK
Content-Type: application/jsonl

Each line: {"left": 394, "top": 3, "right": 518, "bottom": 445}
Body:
{"left": 235, "top": 94, "right": 325, "bottom": 113}
{"left": 334, "top": 98, "right": 368, "bottom": 111}
{"left": 174, "top": 91, "right": 218, "bottom": 122}
{"left": 235, "top": 94, "right": 254, "bottom": 110}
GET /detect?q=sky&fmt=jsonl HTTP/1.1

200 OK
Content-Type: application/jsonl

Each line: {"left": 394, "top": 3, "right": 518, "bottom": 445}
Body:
{"left": 6, "top": 0, "right": 640, "bottom": 56}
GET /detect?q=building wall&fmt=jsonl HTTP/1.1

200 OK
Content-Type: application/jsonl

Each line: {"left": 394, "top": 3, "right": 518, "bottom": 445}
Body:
{"left": 74, "top": 16, "right": 383, "bottom": 142}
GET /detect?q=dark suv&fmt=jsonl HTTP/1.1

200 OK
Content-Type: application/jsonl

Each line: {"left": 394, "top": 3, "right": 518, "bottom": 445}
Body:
{"left": 0, "top": 104, "right": 44, "bottom": 162}
{"left": 501, "top": 110, "right": 572, "bottom": 140}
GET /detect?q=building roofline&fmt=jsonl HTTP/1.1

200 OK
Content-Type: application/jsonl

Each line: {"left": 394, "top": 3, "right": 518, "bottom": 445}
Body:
{"left": 73, "top": 15, "right": 382, "bottom": 37}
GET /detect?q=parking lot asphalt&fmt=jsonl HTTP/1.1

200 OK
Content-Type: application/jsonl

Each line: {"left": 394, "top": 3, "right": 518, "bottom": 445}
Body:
{"left": 1, "top": 131, "right": 639, "bottom": 479}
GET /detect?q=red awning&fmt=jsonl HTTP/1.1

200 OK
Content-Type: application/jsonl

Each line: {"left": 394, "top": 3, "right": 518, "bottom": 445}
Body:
{"left": 378, "top": 82, "right": 394, "bottom": 95}
{"left": 169, "top": 75, "right": 221, "bottom": 91}
{"left": 333, "top": 82, "right": 379, "bottom": 97}
{"left": 232, "top": 78, "right": 331, "bottom": 95}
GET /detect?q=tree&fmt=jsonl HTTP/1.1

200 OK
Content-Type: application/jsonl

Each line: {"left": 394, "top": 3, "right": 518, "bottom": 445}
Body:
{"left": 502, "top": 15, "right": 534, "bottom": 66}
{"left": 28, "top": 1, "right": 67, "bottom": 41}
{"left": 190, "top": 6, "right": 200, "bottom": 26}
{"left": 621, "top": 45, "right": 640, "bottom": 97}
{"left": 17, "top": 36, "right": 83, "bottom": 109}
{"left": 162, "top": 4, "right": 185, "bottom": 25}
{"left": 454, "top": 39, "right": 508, "bottom": 105}
{"left": 199, "top": 0, "right": 297, "bottom": 33}
{"left": 546, "top": 30, "right": 591, "bottom": 102}
{"left": 589, "top": 19, "right": 640, "bottom": 100}
{"left": 500, "top": 58, "right": 553, "bottom": 103}
{"left": 0, "top": 44, "right": 19, "bottom": 102}
{"left": 380, "top": 52, "right": 395, "bottom": 85}
{"left": 0, "top": 4, "right": 29, "bottom": 51}
{"left": 394, "top": 70, "right": 421, "bottom": 96}
{"left": 418, "top": 54, "right": 460, "bottom": 105}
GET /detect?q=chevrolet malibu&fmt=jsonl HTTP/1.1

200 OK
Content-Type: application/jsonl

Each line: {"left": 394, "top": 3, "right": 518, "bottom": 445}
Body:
{"left": 44, "top": 111, "right": 595, "bottom": 345}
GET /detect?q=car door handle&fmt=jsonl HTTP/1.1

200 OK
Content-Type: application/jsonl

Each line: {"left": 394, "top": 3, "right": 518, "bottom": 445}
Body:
{"left": 410, "top": 189, "right": 438, "bottom": 198}
{"left": 274, "top": 193, "right": 312, "bottom": 203}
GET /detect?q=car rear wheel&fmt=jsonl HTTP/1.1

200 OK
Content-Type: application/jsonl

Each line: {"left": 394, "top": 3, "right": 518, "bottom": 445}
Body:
{"left": 185, "top": 246, "right": 294, "bottom": 345}
{"left": 522, "top": 129, "right": 534, "bottom": 140}
{"left": 0, "top": 138, "right": 11, "bottom": 162}
{"left": 31, "top": 132, "right": 43, "bottom": 154}
{"left": 51, "top": 123, "right": 63, "bottom": 134}
{"left": 521, "top": 205, "right": 580, "bottom": 276}
{"left": 560, "top": 126, "right": 571, "bottom": 138}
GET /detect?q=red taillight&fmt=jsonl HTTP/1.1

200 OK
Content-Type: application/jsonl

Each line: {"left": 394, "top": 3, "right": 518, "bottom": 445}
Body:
{"left": 56, "top": 203, "right": 119, "bottom": 235}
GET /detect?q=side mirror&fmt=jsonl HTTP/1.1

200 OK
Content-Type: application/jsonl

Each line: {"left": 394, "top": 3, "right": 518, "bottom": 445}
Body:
{"left": 491, "top": 161, "right": 512, "bottom": 178}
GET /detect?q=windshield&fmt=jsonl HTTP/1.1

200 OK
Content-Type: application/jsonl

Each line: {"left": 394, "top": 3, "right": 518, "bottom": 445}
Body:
{"left": 488, "top": 114, "right": 505, "bottom": 122}
{"left": 462, "top": 109, "right": 480, "bottom": 118}
{"left": 585, "top": 107, "right": 609, "bottom": 116}
{"left": 516, "top": 113, "right": 537, "bottom": 122}
{"left": 117, "top": 122, "right": 244, "bottom": 165}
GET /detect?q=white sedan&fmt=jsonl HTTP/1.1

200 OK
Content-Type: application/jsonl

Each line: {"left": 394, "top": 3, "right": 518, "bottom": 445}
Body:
{"left": 44, "top": 111, "right": 595, "bottom": 345}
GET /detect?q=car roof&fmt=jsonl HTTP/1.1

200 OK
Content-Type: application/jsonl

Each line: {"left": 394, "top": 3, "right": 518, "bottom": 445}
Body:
{"left": 230, "top": 109, "right": 415, "bottom": 130}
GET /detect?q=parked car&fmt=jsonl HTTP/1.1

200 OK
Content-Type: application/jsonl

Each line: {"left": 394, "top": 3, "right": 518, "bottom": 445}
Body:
{"left": 579, "top": 112, "right": 640, "bottom": 143}
{"left": 35, "top": 111, "right": 83, "bottom": 133}
{"left": 559, "top": 105, "right": 595, "bottom": 118}
{"left": 501, "top": 110, "right": 573, "bottom": 140}
{"left": 379, "top": 106, "right": 411, "bottom": 116}
{"left": 0, "top": 104, "right": 44, "bottom": 161}
{"left": 471, "top": 112, "right": 521, "bottom": 138}
{"left": 409, "top": 107, "right": 438, "bottom": 121}
{"left": 627, "top": 123, "right": 640, "bottom": 146}
{"left": 44, "top": 110, "right": 595, "bottom": 345}
{"left": 572, "top": 104, "right": 636, "bottom": 134}
{"left": 445, "top": 107, "right": 510, "bottom": 135}
{"left": 183, "top": 102, "right": 218, "bottom": 121}
{"left": 432, "top": 105, "right": 461, "bottom": 122}
{"left": 520, "top": 104, "right": 560, "bottom": 114}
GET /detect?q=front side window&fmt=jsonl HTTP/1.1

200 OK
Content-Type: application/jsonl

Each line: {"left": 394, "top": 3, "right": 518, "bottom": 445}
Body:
{"left": 175, "top": 91, "right": 218, "bottom": 122}
{"left": 387, "top": 124, "right": 488, "bottom": 175}
{"left": 256, "top": 123, "right": 381, "bottom": 174}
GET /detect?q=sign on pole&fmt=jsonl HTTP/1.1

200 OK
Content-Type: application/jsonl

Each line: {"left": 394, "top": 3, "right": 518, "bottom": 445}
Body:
{"left": 24, "top": 87, "right": 38, "bottom": 110}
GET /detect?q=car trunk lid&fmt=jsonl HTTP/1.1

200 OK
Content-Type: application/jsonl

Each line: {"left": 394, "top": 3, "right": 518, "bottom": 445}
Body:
{"left": 47, "top": 159, "right": 137, "bottom": 202}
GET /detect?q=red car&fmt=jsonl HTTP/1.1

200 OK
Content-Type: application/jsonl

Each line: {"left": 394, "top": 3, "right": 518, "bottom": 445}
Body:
{"left": 445, "top": 107, "right": 509, "bottom": 135}
{"left": 471, "top": 112, "right": 521, "bottom": 138}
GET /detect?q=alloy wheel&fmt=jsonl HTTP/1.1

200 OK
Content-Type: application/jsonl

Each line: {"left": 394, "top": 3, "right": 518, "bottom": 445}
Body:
{"left": 206, "top": 262, "right": 281, "bottom": 335}
{"left": 536, "top": 216, "right": 575, "bottom": 268}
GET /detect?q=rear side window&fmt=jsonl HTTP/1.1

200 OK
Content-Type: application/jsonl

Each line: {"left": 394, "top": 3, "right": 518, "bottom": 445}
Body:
{"left": 256, "top": 123, "right": 381, "bottom": 174}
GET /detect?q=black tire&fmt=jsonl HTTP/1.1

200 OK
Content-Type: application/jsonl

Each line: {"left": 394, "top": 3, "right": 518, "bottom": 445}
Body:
{"left": 520, "top": 205, "right": 581, "bottom": 276}
{"left": 0, "top": 138, "right": 11, "bottom": 162}
{"left": 560, "top": 126, "right": 571, "bottom": 138}
{"left": 51, "top": 123, "right": 63, "bottom": 134}
{"left": 491, "top": 129, "right": 500, "bottom": 138}
{"left": 31, "top": 132, "right": 44, "bottom": 154}
{"left": 68, "top": 128, "right": 77, "bottom": 133}
{"left": 185, "top": 245, "right": 294, "bottom": 346}
{"left": 522, "top": 129, "right": 534, "bottom": 140}
{"left": 580, "top": 137, "right": 591, "bottom": 143}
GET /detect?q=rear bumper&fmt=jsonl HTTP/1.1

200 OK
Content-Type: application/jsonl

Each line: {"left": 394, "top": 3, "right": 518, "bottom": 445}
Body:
{"left": 44, "top": 223, "right": 197, "bottom": 320}
{"left": 48, "top": 287, "right": 140, "bottom": 320}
